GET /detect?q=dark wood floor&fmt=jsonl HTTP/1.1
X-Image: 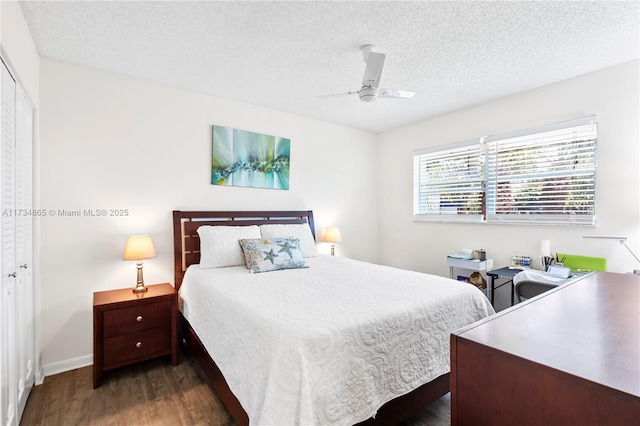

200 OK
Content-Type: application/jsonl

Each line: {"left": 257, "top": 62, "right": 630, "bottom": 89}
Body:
{"left": 21, "top": 352, "right": 450, "bottom": 425}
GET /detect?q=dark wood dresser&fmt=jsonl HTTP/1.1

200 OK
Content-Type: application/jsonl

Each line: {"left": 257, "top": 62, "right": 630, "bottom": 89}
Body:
{"left": 451, "top": 271, "right": 639, "bottom": 425}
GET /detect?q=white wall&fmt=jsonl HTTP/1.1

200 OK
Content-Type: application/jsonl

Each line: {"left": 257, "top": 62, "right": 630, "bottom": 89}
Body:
{"left": 38, "top": 59, "right": 379, "bottom": 370}
{"left": 378, "top": 61, "right": 640, "bottom": 277}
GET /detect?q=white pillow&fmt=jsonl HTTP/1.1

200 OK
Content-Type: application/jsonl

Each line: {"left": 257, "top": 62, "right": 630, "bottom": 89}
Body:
{"left": 259, "top": 224, "right": 318, "bottom": 258}
{"left": 197, "top": 225, "right": 261, "bottom": 268}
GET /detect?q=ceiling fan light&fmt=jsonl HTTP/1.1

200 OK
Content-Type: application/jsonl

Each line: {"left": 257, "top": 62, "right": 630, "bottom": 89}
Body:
{"left": 359, "top": 87, "right": 378, "bottom": 102}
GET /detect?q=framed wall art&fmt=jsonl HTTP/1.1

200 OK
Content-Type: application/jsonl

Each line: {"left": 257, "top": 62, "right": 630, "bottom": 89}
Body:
{"left": 211, "top": 125, "right": 290, "bottom": 190}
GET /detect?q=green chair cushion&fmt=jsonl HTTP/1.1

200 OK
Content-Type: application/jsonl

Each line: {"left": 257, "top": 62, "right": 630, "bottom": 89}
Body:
{"left": 556, "top": 253, "right": 606, "bottom": 272}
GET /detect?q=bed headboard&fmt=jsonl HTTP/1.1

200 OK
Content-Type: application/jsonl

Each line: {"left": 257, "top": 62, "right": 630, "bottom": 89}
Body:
{"left": 172, "top": 210, "right": 315, "bottom": 289}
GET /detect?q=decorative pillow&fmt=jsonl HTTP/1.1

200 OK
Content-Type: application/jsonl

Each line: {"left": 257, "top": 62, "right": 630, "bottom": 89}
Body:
{"left": 197, "top": 225, "right": 261, "bottom": 268}
{"left": 238, "top": 238, "right": 308, "bottom": 274}
{"left": 259, "top": 224, "right": 318, "bottom": 258}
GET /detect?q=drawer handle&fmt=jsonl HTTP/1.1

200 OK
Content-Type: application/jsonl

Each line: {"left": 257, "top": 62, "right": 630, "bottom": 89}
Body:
{"left": 136, "top": 315, "right": 143, "bottom": 322}
{"left": 135, "top": 342, "right": 142, "bottom": 348}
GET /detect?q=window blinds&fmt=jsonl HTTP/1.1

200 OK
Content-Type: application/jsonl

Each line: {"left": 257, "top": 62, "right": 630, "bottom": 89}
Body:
{"left": 413, "top": 116, "right": 597, "bottom": 225}
{"left": 485, "top": 116, "right": 597, "bottom": 225}
{"left": 413, "top": 139, "right": 485, "bottom": 222}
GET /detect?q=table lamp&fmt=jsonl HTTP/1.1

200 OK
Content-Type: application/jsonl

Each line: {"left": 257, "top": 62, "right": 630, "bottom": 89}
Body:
{"left": 123, "top": 235, "right": 157, "bottom": 293}
{"left": 323, "top": 227, "right": 342, "bottom": 256}
{"left": 583, "top": 235, "right": 640, "bottom": 274}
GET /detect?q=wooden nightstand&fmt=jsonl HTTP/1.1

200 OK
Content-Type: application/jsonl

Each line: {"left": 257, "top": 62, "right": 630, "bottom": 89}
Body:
{"left": 93, "top": 283, "right": 178, "bottom": 388}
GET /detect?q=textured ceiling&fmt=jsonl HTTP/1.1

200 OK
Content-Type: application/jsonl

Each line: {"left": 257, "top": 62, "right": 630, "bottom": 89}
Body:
{"left": 19, "top": 1, "right": 640, "bottom": 133}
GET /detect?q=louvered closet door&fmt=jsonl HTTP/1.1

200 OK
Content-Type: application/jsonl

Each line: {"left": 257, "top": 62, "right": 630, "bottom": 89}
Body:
{"left": 14, "top": 85, "right": 34, "bottom": 420}
{"left": 0, "top": 61, "right": 18, "bottom": 426}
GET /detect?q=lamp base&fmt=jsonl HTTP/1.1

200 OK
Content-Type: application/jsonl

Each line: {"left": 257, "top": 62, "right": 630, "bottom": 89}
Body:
{"left": 132, "top": 262, "right": 148, "bottom": 293}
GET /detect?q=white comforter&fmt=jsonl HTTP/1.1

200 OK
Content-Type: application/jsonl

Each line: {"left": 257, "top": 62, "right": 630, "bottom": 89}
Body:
{"left": 179, "top": 255, "right": 494, "bottom": 425}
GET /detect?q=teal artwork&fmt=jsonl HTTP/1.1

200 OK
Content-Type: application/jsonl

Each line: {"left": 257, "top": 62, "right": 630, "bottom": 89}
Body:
{"left": 211, "top": 126, "right": 290, "bottom": 190}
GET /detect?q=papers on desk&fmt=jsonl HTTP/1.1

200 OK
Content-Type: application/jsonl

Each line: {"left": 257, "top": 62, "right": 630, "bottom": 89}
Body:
{"left": 546, "top": 265, "right": 571, "bottom": 279}
{"left": 448, "top": 249, "right": 473, "bottom": 260}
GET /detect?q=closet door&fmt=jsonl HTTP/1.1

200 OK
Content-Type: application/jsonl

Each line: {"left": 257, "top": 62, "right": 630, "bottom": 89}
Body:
{"left": 15, "top": 85, "right": 34, "bottom": 419}
{"left": 0, "top": 61, "right": 17, "bottom": 426}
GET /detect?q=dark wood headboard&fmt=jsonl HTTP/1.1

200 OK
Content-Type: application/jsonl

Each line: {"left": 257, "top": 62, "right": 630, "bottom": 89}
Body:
{"left": 172, "top": 210, "right": 315, "bottom": 289}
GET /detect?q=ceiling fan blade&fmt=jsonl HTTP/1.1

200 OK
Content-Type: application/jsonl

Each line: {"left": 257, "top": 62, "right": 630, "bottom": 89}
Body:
{"left": 362, "top": 52, "right": 385, "bottom": 88}
{"left": 378, "top": 88, "right": 417, "bottom": 99}
{"left": 316, "top": 91, "right": 358, "bottom": 99}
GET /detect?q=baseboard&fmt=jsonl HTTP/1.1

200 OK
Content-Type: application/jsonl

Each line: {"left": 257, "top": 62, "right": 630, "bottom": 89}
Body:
{"left": 42, "top": 354, "right": 92, "bottom": 378}
{"left": 35, "top": 365, "right": 45, "bottom": 385}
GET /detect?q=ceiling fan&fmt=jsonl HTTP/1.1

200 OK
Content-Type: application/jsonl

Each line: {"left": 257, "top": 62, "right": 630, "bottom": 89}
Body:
{"left": 318, "top": 45, "right": 417, "bottom": 103}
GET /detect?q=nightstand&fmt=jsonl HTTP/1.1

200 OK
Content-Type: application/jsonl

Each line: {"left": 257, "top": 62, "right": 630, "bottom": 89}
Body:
{"left": 93, "top": 283, "right": 178, "bottom": 388}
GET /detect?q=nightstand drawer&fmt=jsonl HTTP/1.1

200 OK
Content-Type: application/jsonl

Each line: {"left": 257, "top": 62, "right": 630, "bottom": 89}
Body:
{"left": 103, "top": 326, "right": 171, "bottom": 365}
{"left": 103, "top": 300, "right": 171, "bottom": 337}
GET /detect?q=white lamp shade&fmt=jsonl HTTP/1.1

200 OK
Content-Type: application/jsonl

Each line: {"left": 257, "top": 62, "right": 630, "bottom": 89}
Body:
{"left": 122, "top": 235, "right": 157, "bottom": 261}
{"left": 323, "top": 227, "right": 342, "bottom": 243}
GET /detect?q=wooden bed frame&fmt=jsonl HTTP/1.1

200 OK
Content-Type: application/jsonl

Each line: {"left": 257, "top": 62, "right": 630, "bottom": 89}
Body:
{"left": 172, "top": 210, "right": 450, "bottom": 425}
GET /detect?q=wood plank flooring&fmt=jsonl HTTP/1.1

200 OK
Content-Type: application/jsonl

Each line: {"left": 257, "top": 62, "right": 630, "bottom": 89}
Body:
{"left": 21, "top": 352, "right": 450, "bottom": 425}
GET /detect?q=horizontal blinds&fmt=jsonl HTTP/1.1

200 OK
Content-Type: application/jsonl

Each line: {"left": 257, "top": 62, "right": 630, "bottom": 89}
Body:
{"left": 413, "top": 141, "right": 484, "bottom": 221}
{"left": 485, "top": 118, "right": 597, "bottom": 225}
{"left": 412, "top": 116, "right": 597, "bottom": 225}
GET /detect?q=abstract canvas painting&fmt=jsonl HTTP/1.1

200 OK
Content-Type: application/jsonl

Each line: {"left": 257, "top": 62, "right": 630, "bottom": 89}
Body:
{"left": 211, "top": 126, "right": 290, "bottom": 190}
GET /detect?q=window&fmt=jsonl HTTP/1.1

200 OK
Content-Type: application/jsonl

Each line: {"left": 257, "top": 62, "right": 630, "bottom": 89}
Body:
{"left": 413, "top": 140, "right": 485, "bottom": 222}
{"left": 413, "top": 116, "right": 597, "bottom": 225}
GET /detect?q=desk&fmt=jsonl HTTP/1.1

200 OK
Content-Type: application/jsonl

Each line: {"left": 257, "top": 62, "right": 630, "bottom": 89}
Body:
{"left": 451, "top": 272, "right": 640, "bottom": 425}
{"left": 486, "top": 267, "right": 521, "bottom": 306}
{"left": 446, "top": 257, "right": 493, "bottom": 280}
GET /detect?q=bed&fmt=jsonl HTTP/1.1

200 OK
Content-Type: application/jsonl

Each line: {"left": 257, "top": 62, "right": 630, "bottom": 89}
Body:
{"left": 173, "top": 210, "right": 494, "bottom": 425}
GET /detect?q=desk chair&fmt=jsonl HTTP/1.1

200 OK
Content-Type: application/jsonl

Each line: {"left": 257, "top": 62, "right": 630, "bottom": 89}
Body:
{"left": 515, "top": 280, "right": 560, "bottom": 302}
{"left": 514, "top": 269, "right": 569, "bottom": 302}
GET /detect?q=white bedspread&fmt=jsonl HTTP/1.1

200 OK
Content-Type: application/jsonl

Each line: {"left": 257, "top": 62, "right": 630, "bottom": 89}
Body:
{"left": 179, "top": 255, "right": 494, "bottom": 425}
